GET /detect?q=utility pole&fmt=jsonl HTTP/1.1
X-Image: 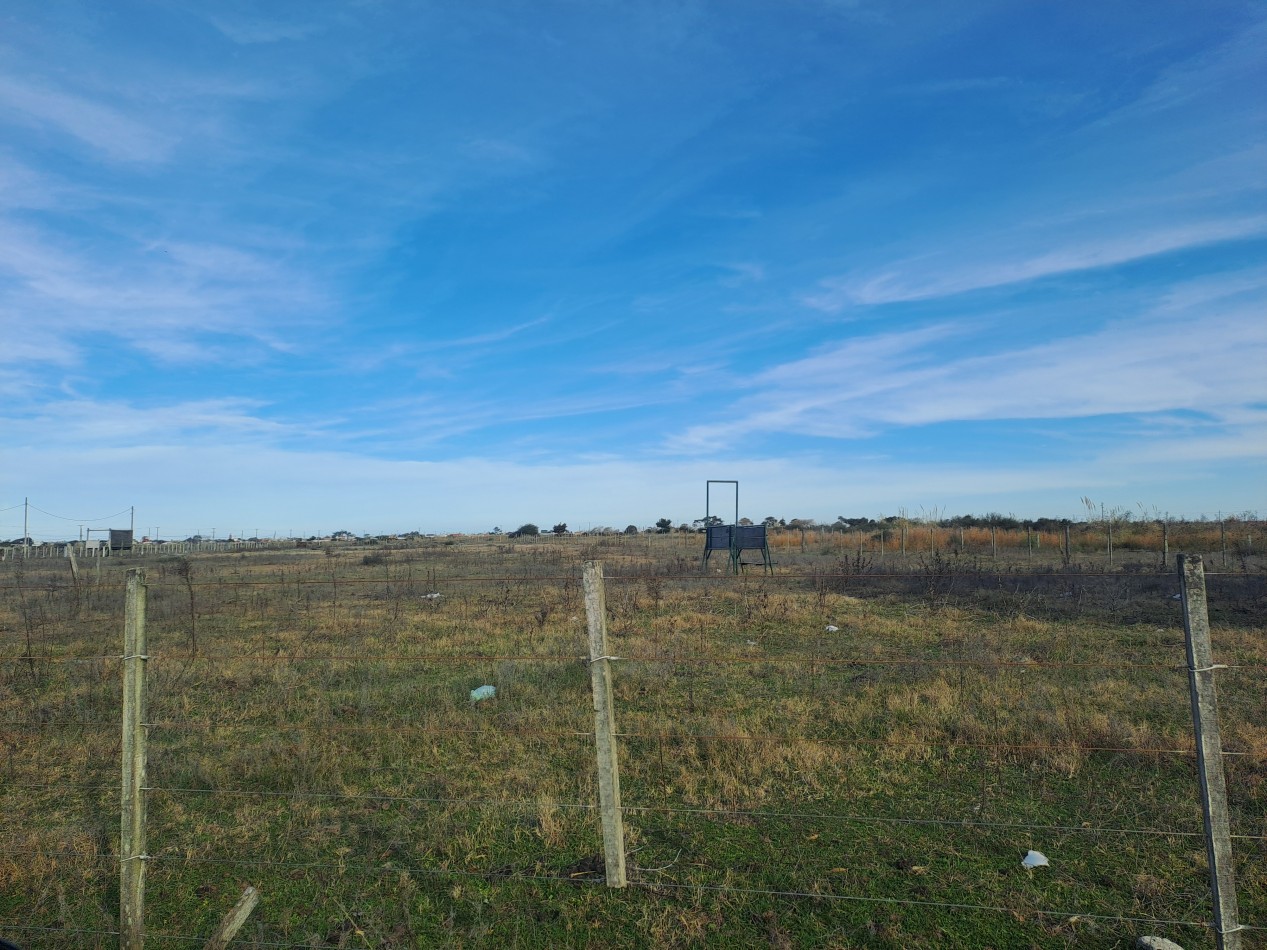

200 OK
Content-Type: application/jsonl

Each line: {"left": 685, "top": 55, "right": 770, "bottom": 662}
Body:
{"left": 23, "top": 497, "right": 29, "bottom": 558}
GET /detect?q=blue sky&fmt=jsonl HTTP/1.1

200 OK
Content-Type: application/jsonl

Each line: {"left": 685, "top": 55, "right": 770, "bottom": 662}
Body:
{"left": 2, "top": 1, "right": 1264, "bottom": 539}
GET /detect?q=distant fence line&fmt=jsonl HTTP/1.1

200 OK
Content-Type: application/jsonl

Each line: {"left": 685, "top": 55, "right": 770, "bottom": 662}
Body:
{"left": 0, "top": 539, "right": 277, "bottom": 560}
{"left": 765, "top": 520, "right": 1261, "bottom": 561}
{"left": 3, "top": 519, "right": 1260, "bottom": 565}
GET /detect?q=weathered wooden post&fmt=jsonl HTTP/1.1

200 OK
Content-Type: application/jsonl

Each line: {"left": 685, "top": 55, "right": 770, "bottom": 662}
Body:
{"left": 205, "top": 885, "right": 260, "bottom": 950}
{"left": 121, "top": 569, "right": 148, "bottom": 949}
{"left": 582, "top": 561, "right": 627, "bottom": 887}
{"left": 1178, "top": 555, "right": 1241, "bottom": 950}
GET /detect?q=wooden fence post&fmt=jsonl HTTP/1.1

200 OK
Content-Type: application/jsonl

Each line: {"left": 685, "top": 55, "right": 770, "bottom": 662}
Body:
{"left": 121, "top": 569, "right": 148, "bottom": 949}
{"left": 582, "top": 561, "right": 627, "bottom": 887}
{"left": 1178, "top": 555, "right": 1241, "bottom": 950}
{"left": 204, "top": 886, "right": 260, "bottom": 950}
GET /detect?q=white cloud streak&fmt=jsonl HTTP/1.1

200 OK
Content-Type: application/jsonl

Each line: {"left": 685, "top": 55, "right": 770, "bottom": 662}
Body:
{"left": 4, "top": 397, "right": 300, "bottom": 444}
{"left": 0, "top": 74, "right": 176, "bottom": 164}
{"left": 0, "top": 219, "right": 329, "bottom": 363}
{"left": 675, "top": 292, "right": 1267, "bottom": 450}
{"left": 803, "top": 216, "right": 1267, "bottom": 311}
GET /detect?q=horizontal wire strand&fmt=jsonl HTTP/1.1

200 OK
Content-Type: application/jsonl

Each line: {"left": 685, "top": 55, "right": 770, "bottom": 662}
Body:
{"left": 22, "top": 792, "right": 1267, "bottom": 843}
{"left": 6, "top": 569, "right": 1264, "bottom": 591}
{"left": 79, "top": 853, "right": 1241, "bottom": 935}
{"left": 640, "top": 881, "right": 1216, "bottom": 930}
{"left": 3, "top": 717, "right": 1228, "bottom": 758}
{"left": 0, "top": 922, "right": 120, "bottom": 937}
{"left": 618, "top": 802, "right": 1207, "bottom": 838}
{"left": 146, "top": 853, "right": 598, "bottom": 885}
{"left": 9, "top": 651, "right": 1246, "bottom": 672}
{"left": 141, "top": 787, "right": 599, "bottom": 811}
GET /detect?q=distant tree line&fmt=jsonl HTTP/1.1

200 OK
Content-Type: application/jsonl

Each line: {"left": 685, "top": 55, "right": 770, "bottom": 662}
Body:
{"left": 491, "top": 507, "right": 1259, "bottom": 539}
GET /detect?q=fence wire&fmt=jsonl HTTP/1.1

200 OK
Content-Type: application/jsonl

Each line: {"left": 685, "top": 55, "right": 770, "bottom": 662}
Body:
{"left": 3, "top": 548, "right": 1263, "bottom": 947}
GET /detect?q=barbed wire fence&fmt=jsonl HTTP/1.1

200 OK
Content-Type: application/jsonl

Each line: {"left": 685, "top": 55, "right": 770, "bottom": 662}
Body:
{"left": 0, "top": 551, "right": 1263, "bottom": 948}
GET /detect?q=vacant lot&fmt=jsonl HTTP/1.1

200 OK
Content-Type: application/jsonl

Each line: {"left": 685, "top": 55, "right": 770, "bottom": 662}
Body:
{"left": 2, "top": 533, "right": 1264, "bottom": 948}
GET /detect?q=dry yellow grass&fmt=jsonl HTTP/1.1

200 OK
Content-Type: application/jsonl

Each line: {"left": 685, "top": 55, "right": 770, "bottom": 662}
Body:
{"left": 1, "top": 535, "right": 1263, "bottom": 947}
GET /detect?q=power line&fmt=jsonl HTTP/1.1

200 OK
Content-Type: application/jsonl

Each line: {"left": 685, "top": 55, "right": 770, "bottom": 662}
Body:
{"left": 27, "top": 503, "right": 132, "bottom": 523}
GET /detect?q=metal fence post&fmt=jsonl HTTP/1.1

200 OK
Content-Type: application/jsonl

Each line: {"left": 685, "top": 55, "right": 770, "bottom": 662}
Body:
{"left": 582, "top": 561, "right": 627, "bottom": 887}
{"left": 121, "top": 569, "right": 148, "bottom": 949}
{"left": 1178, "top": 555, "right": 1241, "bottom": 950}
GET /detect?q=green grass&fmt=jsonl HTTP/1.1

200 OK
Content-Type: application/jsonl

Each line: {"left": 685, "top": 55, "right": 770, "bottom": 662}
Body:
{"left": 1, "top": 536, "right": 1263, "bottom": 948}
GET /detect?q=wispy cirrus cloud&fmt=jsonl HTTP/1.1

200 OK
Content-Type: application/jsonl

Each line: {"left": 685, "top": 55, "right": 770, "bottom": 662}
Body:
{"left": 0, "top": 219, "right": 329, "bottom": 363}
{"left": 0, "top": 74, "right": 176, "bottom": 164}
{"left": 1090, "top": 13, "right": 1267, "bottom": 123}
{"left": 675, "top": 286, "right": 1267, "bottom": 451}
{"left": 203, "top": 12, "right": 330, "bottom": 45}
{"left": 3, "top": 396, "right": 301, "bottom": 446}
{"left": 803, "top": 216, "right": 1267, "bottom": 311}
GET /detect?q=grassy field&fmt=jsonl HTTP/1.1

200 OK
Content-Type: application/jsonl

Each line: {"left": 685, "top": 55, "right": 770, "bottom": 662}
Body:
{"left": 2, "top": 533, "right": 1264, "bottom": 948}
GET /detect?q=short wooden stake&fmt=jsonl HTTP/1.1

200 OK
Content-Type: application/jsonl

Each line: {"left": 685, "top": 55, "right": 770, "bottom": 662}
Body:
{"left": 121, "top": 569, "right": 149, "bottom": 949}
{"left": 582, "top": 561, "right": 627, "bottom": 887}
{"left": 204, "top": 886, "right": 260, "bottom": 949}
{"left": 1179, "top": 555, "right": 1241, "bottom": 950}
